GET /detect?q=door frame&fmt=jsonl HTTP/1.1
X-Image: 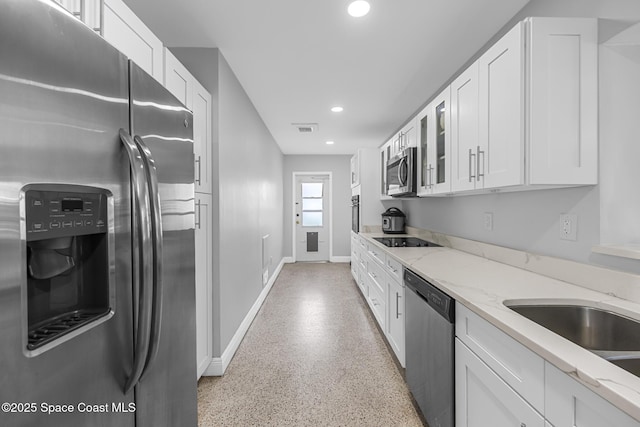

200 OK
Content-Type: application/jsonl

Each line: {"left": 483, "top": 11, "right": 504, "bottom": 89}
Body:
{"left": 292, "top": 171, "right": 333, "bottom": 262}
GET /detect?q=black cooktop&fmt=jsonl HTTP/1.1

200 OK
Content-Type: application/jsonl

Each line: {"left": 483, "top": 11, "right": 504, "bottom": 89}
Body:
{"left": 373, "top": 237, "right": 441, "bottom": 248}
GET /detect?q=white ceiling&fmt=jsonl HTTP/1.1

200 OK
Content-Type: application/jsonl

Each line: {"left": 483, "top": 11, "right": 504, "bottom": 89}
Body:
{"left": 123, "top": 0, "right": 530, "bottom": 155}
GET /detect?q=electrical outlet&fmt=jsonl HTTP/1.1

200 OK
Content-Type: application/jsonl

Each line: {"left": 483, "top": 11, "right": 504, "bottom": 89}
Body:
{"left": 483, "top": 212, "right": 493, "bottom": 231}
{"left": 560, "top": 214, "right": 578, "bottom": 241}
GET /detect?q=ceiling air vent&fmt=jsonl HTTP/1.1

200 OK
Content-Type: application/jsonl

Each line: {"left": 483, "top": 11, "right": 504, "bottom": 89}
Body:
{"left": 292, "top": 123, "right": 319, "bottom": 133}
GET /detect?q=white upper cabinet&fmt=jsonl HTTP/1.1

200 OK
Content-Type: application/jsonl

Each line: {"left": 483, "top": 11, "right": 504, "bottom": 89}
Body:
{"left": 417, "top": 86, "right": 451, "bottom": 196}
{"left": 422, "top": 17, "right": 597, "bottom": 197}
{"left": 379, "top": 139, "right": 393, "bottom": 200}
{"left": 51, "top": 0, "right": 101, "bottom": 33}
{"left": 452, "top": 23, "right": 525, "bottom": 193}
{"left": 191, "top": 83, "right": 212, "bottom": 194}
{"left": 400, "top": 119, "right": 417, "bottom": 151}
{"left": 164, "top": 48, "right": 213, "bottom": 194}
{"left": 388, "top": 118, "right": 418, "bottom": 160}
{"left": 103, "top": 0, "right": 164, "bottom": 82}
{"left": 164, "top": 48, "right": 192, "bottom": 107}
{"left": 478, "top": 21, "right": 525, "bottom": 190}
{"left": 451, "top": 61, "right": 480, "bottom": 193}
{"left": 416, "top": 103, "right": 431, "bottom": 196}
{"left": 527, "top": 17, "right": 598, "bottom": 185}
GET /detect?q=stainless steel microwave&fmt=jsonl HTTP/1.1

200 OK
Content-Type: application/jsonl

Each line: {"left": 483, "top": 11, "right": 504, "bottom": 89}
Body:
{"left": 387, "top": 147, "right": 417, "bottom": 197}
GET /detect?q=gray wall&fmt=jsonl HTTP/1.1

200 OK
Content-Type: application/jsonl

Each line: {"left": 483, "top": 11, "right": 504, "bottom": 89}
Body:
{"left": 400, "top": 0, "right": 640, "bottom": 274}
{"left": 283, "top": 155, "right": 351, "bottom": 259}
{"left": 172, "top": 48, "right": 284, "bottom": 356}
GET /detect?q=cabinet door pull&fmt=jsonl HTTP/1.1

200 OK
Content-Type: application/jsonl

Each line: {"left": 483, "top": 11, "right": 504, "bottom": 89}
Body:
{"left": 195, "top": 155, "right": 202, "bottom": 185}
{"left": 195, "top": 199, "right": 202, "bottom": 229}
{"left": 476, "top": 146, "right": 485, "bottom": 182}
{"left": 468, "top": 148, "right": 476, "bottom": 182}
{"left": 430, "top": 165, "right": 435, "bottom": 188}
{"left": 396, "top": 292, "right": 401, "bottom": 318}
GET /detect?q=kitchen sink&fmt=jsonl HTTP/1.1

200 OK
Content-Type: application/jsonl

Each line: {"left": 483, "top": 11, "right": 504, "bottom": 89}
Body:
{"left": 505, "top": 301, "right": 640, "bottom": 377}
{"left": 608, "top": 356, "right": 640, "bottom": 377}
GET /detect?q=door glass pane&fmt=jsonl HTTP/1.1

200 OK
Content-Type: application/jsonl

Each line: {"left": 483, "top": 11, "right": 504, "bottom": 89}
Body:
{"left": 301, "top": 183, "right": 323, "bottom": 198}
{"left": 302, "top": 199, "right": 323, "bottom": 211}
{"left": 436, "top": 101, "right": 446, "bottom": 184}
{"left": 302, "top": 212, "right": 323, "bottom": 227}
{"left": 421, "top": 114, "right": 428, "bottom": 187}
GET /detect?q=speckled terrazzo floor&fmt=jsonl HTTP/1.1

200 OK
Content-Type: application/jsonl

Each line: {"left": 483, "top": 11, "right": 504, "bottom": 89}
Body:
{"left": 197, "top": 262, "right": 424, "bottom": 426}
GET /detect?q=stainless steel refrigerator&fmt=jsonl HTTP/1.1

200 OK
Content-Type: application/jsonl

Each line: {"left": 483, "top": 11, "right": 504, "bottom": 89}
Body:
{"left": 0, "top": 0, "right": 197, "bottom": 425}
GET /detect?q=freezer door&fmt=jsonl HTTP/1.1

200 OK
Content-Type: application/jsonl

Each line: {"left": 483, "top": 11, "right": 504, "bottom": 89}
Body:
{"left": 129, "top": 62, "right": 197, "bottom": 427}
{"left": 0, "top": 1, "right": 134, "bottom": 426}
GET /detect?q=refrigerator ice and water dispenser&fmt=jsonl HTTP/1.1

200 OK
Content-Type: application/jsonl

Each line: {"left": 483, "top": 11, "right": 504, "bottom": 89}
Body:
{"left": 22, "top": 184, "right": 115, "bottom": 354}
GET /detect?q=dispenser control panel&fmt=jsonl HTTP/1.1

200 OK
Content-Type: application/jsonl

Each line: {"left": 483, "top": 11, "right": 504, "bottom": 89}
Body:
{"left": 25, "top": 186, "right": 109, "bottom": 241}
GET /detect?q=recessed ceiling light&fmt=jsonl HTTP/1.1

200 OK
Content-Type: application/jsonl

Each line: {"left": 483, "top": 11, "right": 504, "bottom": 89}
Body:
{"left": 326, "top": 141, "right": 335, "bottom": 145}
{"left": 347, "top": 1, "right": 370, "bottom": 18}
{"left": 331, "top": 106, "right": 344, "bottom": 113}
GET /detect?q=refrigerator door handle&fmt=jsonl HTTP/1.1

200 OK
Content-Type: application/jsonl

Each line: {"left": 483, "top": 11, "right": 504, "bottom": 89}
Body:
{"left": 120, "top": 129, "right": 154, "bottom": 394}
{"left": 133, "top": 135, "right": 164, "bottom": 381}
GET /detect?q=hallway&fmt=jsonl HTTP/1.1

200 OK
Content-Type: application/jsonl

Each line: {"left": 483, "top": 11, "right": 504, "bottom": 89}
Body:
{"left": 197, "top": 262, "right": 422, "bottom": 426}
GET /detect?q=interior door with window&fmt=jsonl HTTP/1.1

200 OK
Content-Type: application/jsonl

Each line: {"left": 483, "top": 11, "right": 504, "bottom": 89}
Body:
{"left": 295, "top": 175, "right": 330, "bottom": 262}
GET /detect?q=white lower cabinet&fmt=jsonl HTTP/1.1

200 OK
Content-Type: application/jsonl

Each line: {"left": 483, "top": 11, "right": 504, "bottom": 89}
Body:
{"left": 456, "top": 339, "right": 545, "bottom": 427}
{"left": 351, "top": 238, "right": 406, "bottom": 365}
{"left": 194, "top": 193, "right": 213, "bottom": 379}
{"left": 455, "top": 302, "right": 640, "bottom": 427}
{"left": 366, "top": 256, "right": 386, "bottom": 330}
{"left": 386, "top": 276, "right": 405, "bottom": 367}
{"left": 545, "top": 363, "right": 640, "bottom": 427}
{"left": 456, "top": 304, "right": 545, "bottom": 411}
{"left": 350, "top": 233, "right": 359, "bottom": 282}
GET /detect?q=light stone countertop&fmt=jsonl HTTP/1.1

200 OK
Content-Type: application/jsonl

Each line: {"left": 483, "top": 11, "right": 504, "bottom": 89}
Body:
{"left": 358, "top": 229, "right": 640, "bottom": 422}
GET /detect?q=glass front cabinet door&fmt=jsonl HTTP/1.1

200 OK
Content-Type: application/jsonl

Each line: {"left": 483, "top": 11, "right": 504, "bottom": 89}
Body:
{"left": 417, "top": 86, "right": 451, "bottom": 196}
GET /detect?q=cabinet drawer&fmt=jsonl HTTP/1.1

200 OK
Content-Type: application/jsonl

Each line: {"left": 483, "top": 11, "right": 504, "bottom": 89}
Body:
{"left": 358, "top": 250, "right": 367, "bottom": 271}
{"left": 367, "top": 242, "right": 386, "bottom": 266}
{"left": 358, "top": 235, "right": 367, "bottom": 251}
{"left": 357, "top": 265, "right": 368, "bottom": 297}
{"left": 456, "top": 304, "right": 545, "bottom": 413}
{"left": 351, "top": 240, "right": 360, "bottom": 258}
{"left": 366, "top": 257, "right": 386, "bottom": 296}
{"left": 368, "top": 277, "right": 386, "bottom": 330}
{"left": 385, "top": 256, "right": 402, "bottom": 282}
{"left": 367, "top": 257, "right": 386, "bottom": 295}
{"left": 350, "top": 254, "right": 358, "bottom": 279}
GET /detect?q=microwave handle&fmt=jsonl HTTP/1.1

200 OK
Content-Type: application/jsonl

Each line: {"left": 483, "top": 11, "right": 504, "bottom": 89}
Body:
{"left": 398, "top": 157, "right": 407, "bottom": 186}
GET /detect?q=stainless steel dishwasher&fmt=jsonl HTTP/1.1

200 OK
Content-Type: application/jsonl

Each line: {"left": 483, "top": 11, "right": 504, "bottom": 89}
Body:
{"left": 404, "top": 268, "right": 455, "bottom": 427}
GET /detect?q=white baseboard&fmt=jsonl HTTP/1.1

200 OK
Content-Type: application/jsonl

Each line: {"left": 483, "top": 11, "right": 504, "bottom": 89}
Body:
{"left": 203, "top": 257, "right": 286, "bottom": 377}
{"left": 284, "top": 256, "right": 350, "bottom": 263}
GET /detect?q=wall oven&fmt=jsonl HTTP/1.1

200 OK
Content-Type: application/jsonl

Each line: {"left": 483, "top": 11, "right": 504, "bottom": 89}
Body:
{"left": 351, "top": 195, "right": 360, "bottom": 233}
{"left": 387, "top": 147, "right": 417, "bottom": 197}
